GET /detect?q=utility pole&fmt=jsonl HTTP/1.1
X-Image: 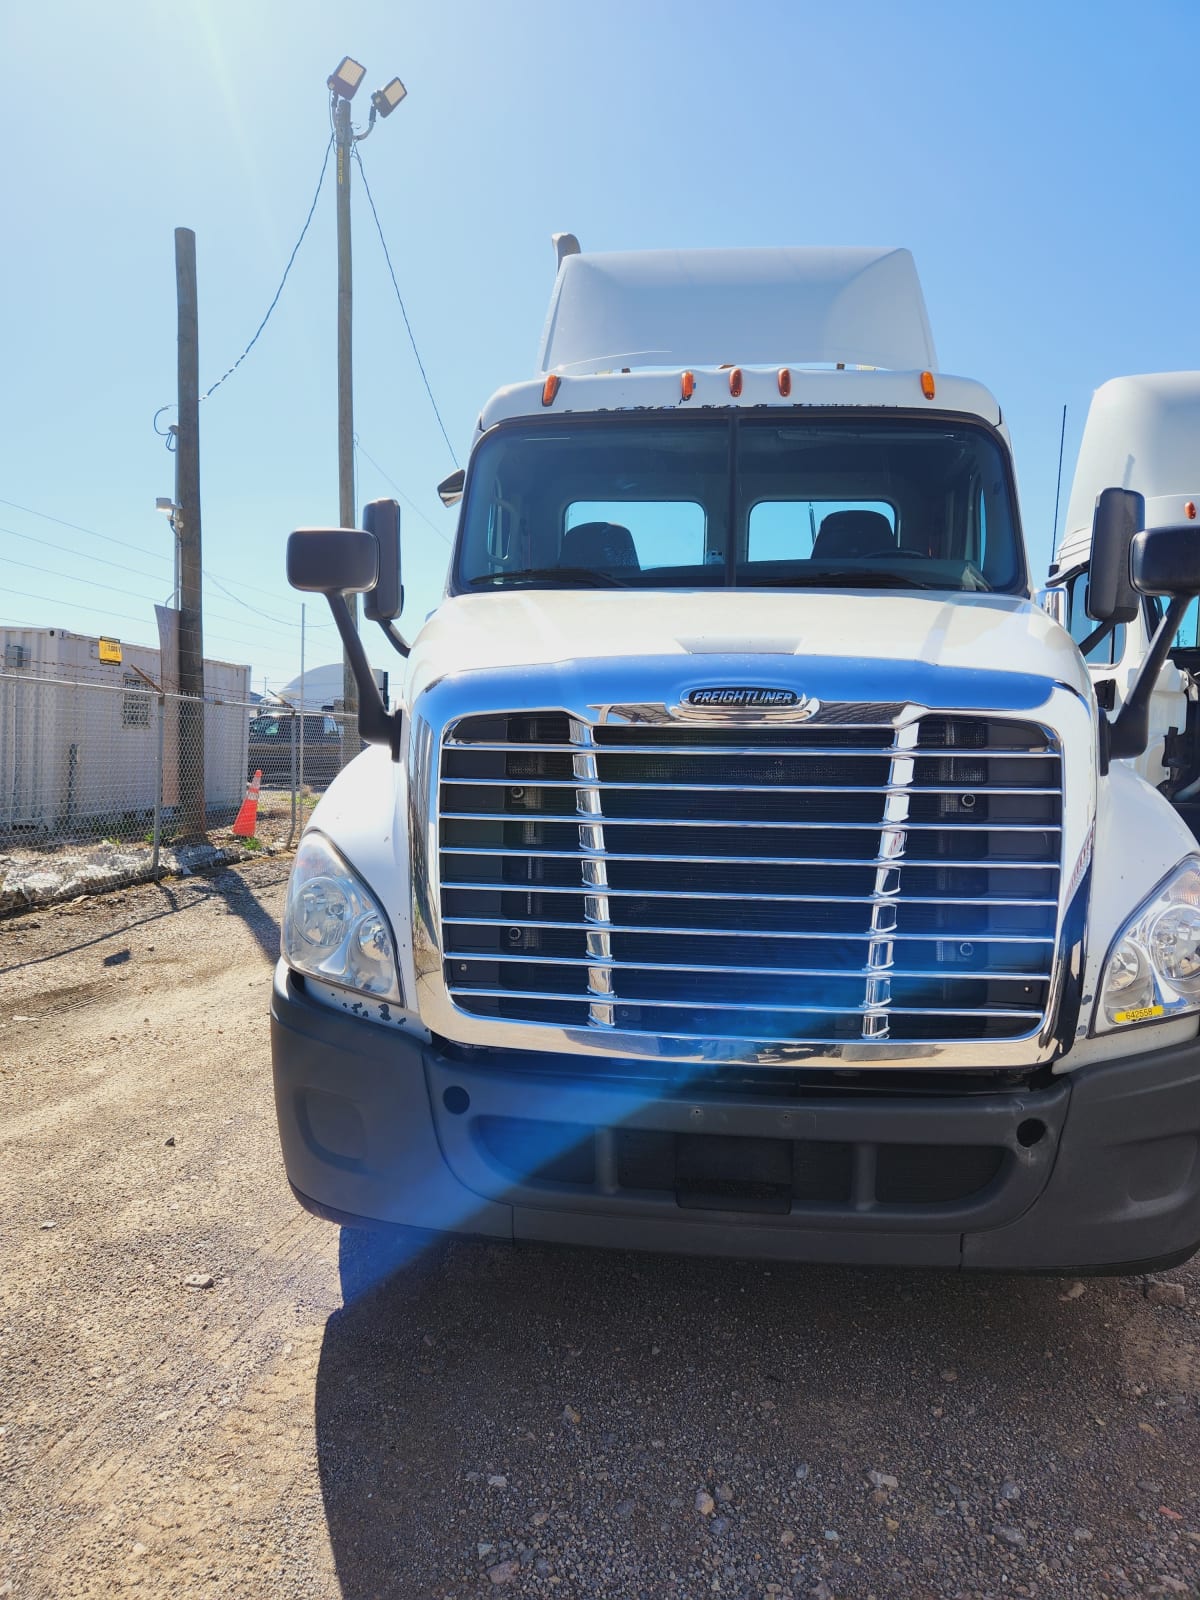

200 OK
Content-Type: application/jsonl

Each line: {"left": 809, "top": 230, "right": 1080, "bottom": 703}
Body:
{"left": 334, "top": 94, "right": 359, "bottom": 722}
{"left": 299, "top": 601, "right": 307, "bottom": 791}
{"left": 175, "top": 226, "right": 206, "bottom": 839}
{"left": 326, "top": 57, "right": 406, "bottom": 721}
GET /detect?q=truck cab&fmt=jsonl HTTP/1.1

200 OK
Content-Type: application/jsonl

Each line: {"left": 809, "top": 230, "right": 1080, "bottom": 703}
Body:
{"left": 1048, "top": 372, "right": 1200, "bottom": 828}
{"left": 271, "top": 244, "right": 1200, "bottom": 1273}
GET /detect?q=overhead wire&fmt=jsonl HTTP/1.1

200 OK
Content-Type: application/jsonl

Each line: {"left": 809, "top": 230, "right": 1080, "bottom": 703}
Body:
{"left": 0, "top": 585, "right": 304, "bottom": 665}
{"left": 1, "top": 501, "right": 335, "bottom": 628}
{"left": 0, "top": 556, "right": 319, "bottom": 647}
{"left": 0, "top": 526, "right": 333, "bottom": 637}
{"left": 352, "top": 144, "right": 460, "bottom": 468}
{"left": 354, "top": 436, "right": 453, "bottom": 544}
{"left": 0, "top": 496, "right": 172, "bottom": 566}
{"left": 153, "top": 132, "right": 335, "bottom": 439}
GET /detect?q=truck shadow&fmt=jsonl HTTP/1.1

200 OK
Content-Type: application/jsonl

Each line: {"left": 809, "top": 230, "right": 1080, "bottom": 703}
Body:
{"left": 313, "top": 1233, "right": 1182, "bottom": 1600}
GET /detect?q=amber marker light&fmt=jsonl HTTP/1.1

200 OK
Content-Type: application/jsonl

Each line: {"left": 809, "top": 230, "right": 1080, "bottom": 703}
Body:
{"left": 920, "top": 371, "right": 936, "bottom": 400}
{"left": 729, "top": 367, "right": 743, "bottom": 397}
{"left": 542, "top": 374, "right": 561, "bottom": 406}
{"left": 778, "top": 368, "right": 792, "bottom": 397}
{"left": 1186, "top": 501, "right": 1197, "bottom": 521}
{"left": 681, "top": 371, "right": 695, "bottom": 401}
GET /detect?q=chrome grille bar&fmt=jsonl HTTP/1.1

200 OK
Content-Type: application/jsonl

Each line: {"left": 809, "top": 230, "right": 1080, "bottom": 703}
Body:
{"left": 445, "top": 986, "right": 1044, "bottom": 1019}
{"left": 571, "top": 718, "right": 615, "bottom": 1028}
{"left": 448, "top": 851, "right": 1068, "bottom": 864}
{"left": 863, "top": 716, "right": 920, "bottom": 1039}
{"left": 445, "top": 741, "right": 1058, "bottom": 757}
{"left": 442, "top": 916, "right": 1056, "bottom": 943}
{"left": 438, "top": 812, "right": 1062, "bottom": 838}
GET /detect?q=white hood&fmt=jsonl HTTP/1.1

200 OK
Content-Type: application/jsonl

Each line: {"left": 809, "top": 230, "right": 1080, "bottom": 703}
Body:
{"left": 407, "top": 589, "right": 1090, "bottom": 709}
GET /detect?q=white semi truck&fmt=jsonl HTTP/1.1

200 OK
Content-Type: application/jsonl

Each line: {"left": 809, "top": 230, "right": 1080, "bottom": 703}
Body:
{"left": 271, "top": 243, "right": 1200, "bottom": 1272}
{"left": 1049, "top": 372, "right": 1200, "bottom": 834}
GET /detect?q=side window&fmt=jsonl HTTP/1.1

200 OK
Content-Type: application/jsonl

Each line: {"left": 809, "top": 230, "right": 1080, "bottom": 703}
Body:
{"left": 565, "top": 500, "right": 706, "bottom": 570}
{"left": 747, "top": 500, "right": 896, "bottom": 562}
{"left": 1064, "top": 570, "right": 1126, "bottom": 665}
{"left": 1172, "top": 597, "right": 1200, "bottom": 649}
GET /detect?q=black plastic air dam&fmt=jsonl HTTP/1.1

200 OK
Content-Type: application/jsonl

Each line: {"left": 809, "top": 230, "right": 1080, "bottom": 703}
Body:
{"left": 270, "top": 965, "right": 1200, "bottom": 1273}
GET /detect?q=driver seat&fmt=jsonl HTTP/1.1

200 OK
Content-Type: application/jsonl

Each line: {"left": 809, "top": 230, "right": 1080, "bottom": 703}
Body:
{"left": 560, "top": 521, "right": 640, "bottom": 572}
{"left": 812, "top": 510, "right": 896, "bottom": 560}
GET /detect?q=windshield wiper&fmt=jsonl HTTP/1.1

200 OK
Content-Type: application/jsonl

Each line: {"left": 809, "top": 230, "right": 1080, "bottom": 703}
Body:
{"left": 467, "top": 566, "right": 626, "bottom": 590}
{"left": 749, "top": 568, "right": 979, "bottom": 592}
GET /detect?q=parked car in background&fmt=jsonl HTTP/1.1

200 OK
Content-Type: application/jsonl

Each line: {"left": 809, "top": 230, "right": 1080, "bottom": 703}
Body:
{"left": 248, "top": 711, "right": 344, "bottom": 787}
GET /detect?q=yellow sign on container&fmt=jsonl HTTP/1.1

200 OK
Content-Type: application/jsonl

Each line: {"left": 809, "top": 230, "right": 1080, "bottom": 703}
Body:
{"left": 98, "top": 637, "right": 122, "bottom": 664}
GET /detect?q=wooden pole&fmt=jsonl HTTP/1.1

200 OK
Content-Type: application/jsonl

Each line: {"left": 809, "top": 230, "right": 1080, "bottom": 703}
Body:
{"left": 175, "top": 226, "right": 206, "bottom": 837}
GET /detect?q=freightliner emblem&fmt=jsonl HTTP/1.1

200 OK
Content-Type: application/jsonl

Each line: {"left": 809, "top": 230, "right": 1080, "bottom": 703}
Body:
{"left": 684, "top": 686, "right": 818, "bottom": 716}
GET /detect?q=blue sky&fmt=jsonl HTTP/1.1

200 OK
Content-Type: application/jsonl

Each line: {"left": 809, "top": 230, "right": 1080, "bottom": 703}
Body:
{"left": 2, "top": 0, "right": 1198, "bottom": 694}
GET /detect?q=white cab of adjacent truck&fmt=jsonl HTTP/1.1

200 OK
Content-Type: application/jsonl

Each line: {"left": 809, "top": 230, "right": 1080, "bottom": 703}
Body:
{"left": 271, "top": 243, "right": 1200, "bottom": 1274}
{"left": 1050, "top": 372, "right": 1200, "bottom": 798}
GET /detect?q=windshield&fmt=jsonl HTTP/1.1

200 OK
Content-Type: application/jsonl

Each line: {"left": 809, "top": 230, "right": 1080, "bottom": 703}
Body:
{"left": 454, "top": 414, "right": 1026, "bottom": 595}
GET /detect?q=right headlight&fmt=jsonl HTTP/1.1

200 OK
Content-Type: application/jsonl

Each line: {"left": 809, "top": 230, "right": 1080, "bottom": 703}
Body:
{"left": 282, "top": 831, "right": 403, "bottom": 1004}
{"left": 1095, "top": 858, "right": 1200, "bottom": 1033}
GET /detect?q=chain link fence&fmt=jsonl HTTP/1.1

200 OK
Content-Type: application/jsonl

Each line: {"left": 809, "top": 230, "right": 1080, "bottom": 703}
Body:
{"left": 0, "top": 671, "right": 361, "bottom": 913}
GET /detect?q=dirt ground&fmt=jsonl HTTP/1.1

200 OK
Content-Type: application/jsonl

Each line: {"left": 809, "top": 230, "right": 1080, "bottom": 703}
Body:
{"left": 2, "top": 862, "right": 1200, "bottom": 1599}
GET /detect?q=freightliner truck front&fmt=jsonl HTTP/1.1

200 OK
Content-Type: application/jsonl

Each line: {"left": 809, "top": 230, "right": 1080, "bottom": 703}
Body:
{"left": 271, "top": 242, "right": 1200, "bottom": 1272}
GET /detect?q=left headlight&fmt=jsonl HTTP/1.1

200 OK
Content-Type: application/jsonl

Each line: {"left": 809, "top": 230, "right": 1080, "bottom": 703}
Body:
{"left": 282, "top": 831, "right": 403, "bottom": 1004}
{"left": 1095, "top": 858, "right": 1200, "bottom": 1033}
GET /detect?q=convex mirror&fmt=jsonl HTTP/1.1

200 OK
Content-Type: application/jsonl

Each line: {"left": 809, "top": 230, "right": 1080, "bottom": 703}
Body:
{"left": 287, "top": 527, "right": 379, "bottom": 595}
{"left": 1087, "top": 487, "right": 1143, "bottom": 623}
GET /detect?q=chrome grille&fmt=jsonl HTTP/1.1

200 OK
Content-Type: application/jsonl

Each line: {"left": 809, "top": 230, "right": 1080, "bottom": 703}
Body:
{"left": 437, "top": 711, "right": 1063, "bottom": 1048}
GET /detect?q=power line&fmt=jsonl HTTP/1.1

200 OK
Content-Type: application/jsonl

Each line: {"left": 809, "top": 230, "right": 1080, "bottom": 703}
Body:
{"left": 1, "top": 502, "right": 336, "bottom": 627}
{"left": 0, "top": 586, "right": 298, "bottom": 663}
{"left": 0, "top": 553, "right": 166, "bottom": 606}
{"left": 0, "top": 556, "right": 313, "bottom": 646}
{"left": 1, "top": 523, "right": 167, "bottom": 584}
{"left": 352, "top": 144, "right": 460, "bottom": 468}
{"left": 153, "top": 132, "right": 335, "bottom": 440}
{"left": 206, "top": 572, "right": 303, "bottom": 628}
{"left": 0, "top": 497, "right": 172, "bottom": 566}
{"left": 354, "top": 436, "right": 453, "bottom": 543}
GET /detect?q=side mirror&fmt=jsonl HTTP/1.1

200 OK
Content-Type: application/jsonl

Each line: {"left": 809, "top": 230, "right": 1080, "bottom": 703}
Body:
{"left": 1035, "top": 586, "right": 1068, "bottom": 627}
{"left": 1106, "top": 504, "right": 1199, "bottom": 763}
{"left": 438, "top": 467, "right": 465, "bottom": 507}
{"left": 1087, "top": 487, "right": 1143, "bottom": 622}
{"left": 1131, "top": 523, "right": 1200, "bottom": 597}
{"left": 362, "top": 499, "right": 403, "bottom": 621}
{"left": 286, "top": 528, "right": 378, "bottom": 595}
{"left": 285, "top": 525, "right": 402, "bottom": 756}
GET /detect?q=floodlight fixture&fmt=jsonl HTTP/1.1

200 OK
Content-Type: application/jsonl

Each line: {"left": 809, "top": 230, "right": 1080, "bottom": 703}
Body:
{"left": 328, "top": 56, "right": 367, "bottom": 100}
{"left": 371, "top": 77, "right": 407, "bottom": 118}
{"left": 155, "top": 497, "right": 179, "bottom": 516}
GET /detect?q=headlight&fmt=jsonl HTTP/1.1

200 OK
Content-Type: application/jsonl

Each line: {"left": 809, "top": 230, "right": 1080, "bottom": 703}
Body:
{"left": 282, "top": 832, "right": 403, "bottom": 1003}
{"left": 1095, "top": 858, "right": 1200, "bottom": 1032}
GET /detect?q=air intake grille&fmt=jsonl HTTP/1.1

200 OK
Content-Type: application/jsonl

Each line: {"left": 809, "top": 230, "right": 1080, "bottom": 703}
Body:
{"left": 437, "top": 711, "right": 1062, "bottom": 1048}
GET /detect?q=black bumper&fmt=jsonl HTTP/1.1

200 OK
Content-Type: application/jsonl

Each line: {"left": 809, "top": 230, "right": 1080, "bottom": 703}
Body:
{"left": 271, "top": 965, "right": 1200, "bottom": 1272}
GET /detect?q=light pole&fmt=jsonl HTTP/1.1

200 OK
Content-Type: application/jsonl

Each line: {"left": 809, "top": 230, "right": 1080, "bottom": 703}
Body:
{"left": 326, "top": 56, "right": 407, "bottom": 720}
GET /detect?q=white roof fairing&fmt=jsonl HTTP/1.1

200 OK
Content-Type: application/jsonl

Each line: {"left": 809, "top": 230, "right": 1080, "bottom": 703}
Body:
{"left": 1062, "top": 372, "right": 1200, "bottom": 550}
{"left": 537, "top": 246, "right": 938, "bottom": 376}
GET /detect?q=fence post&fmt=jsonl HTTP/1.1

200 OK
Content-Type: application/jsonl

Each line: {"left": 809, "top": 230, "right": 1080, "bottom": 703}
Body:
{"left": 287, "top": 711, "right": 297, "bottom": 848}
{"left": 152, "top": 693, "right": 165, "bottom": 876}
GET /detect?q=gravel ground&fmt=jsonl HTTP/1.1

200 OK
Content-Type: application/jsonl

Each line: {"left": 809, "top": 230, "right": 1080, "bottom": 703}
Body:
{"left": 2, "top": 863, "right": 1199, "bottom": 1599}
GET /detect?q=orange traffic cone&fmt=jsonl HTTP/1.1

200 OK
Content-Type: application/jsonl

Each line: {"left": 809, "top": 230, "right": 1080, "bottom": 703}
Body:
{"left": 233, "top": 769, "right": 262, "bottom": 838}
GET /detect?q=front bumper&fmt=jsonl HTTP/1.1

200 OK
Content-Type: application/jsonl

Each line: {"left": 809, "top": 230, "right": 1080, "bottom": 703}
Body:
{"left": 271, "top": 964, "right": 1200, "bottom": 1272}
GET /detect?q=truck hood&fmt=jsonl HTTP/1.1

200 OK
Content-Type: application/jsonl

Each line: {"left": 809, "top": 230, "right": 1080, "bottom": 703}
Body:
{"left": 407, "top": 589, "right": 1090, "bottom": 711}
